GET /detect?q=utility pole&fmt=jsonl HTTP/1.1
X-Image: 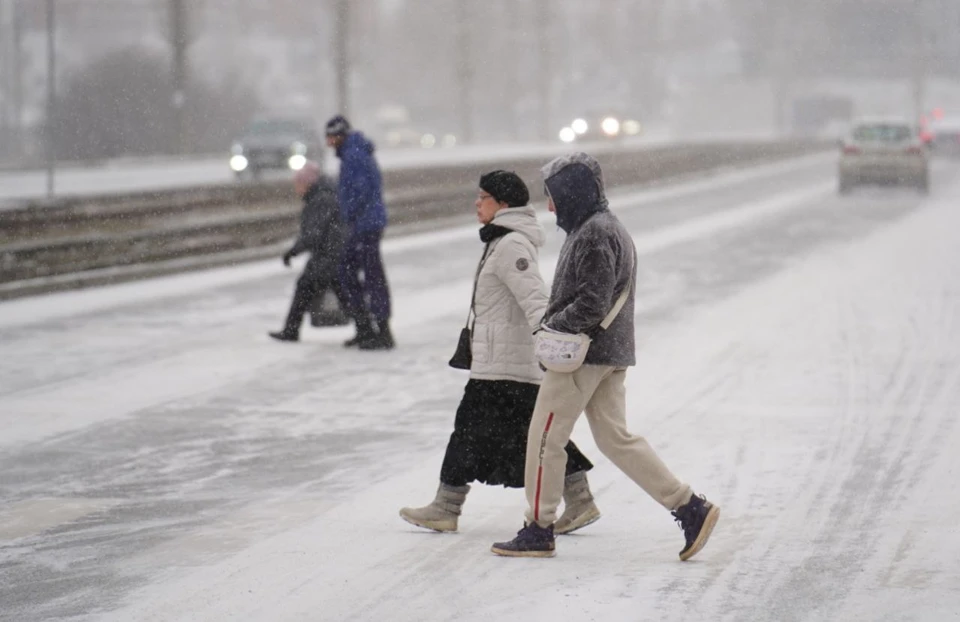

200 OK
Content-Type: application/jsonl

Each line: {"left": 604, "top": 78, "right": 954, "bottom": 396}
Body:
{"left": 536, "top": 0, "right": 551, "bottom": 142}
{"left": 170, "top": 0, "right": 188, "bottom": 154}
{"left": 45, "top": 0, "right": 55, "bottom": 196}
{"left": 772, "top": 2, "right": 791, "bottom": 135}
{"left": 498, "top": 0, "right": 518, "bottom": 138}
{"left": 334, "top": 0, "right": 349, "bottom": 117}
{"left": 911, "top": 2, "right": 928, "bottom": 123}
{"left": 456, "top": 0, "right": 473, "bottom": 144}
{"left": 1, "top": 0, "right": 8, "bottom": 139}
{"left": 11, "top": 0, "right": 21, "bottom": 148}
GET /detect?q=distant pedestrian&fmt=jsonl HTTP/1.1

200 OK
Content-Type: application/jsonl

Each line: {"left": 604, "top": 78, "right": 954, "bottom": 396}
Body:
{"left": 269, "top": 161, "right": 344, "bottom": 343}
{"left": 492, "top": 152, "right": 719, "bottom": 559}
{"left": 400, "top": 170, "right": 600, "bottom": 534}
{"left": 325, "top": 114, "right": 395, "bottom": 350}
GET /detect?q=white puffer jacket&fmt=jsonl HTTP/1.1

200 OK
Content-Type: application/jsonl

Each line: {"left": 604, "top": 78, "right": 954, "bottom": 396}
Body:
{"left": 469, "top": 206, "right": 548, "bottom": 384}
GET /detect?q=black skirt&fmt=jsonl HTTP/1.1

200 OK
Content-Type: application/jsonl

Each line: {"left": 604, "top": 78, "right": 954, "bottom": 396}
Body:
{"left": 439, "top": 379, "right": 593, "bottom": 488}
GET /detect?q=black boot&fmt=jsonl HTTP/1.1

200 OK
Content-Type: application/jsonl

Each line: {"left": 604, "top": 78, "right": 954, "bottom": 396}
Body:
{"left": 269, "top": 330, "right": 299, "bottom": 342}
{"left": 672, "top": 494, "right": 720, "bottom": 561}
{"left": 276, "top": 277, "right": 314, "bottom": 341}
{"left": 344, "top": 316, "right": 376, "bottom": 348}
{"left": 360, "top": 319, "right": 395, "bottom": 350}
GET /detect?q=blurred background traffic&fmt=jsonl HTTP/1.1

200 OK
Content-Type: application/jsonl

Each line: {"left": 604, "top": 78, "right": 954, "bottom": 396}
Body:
{"left": 1, "top": 0, "right": 959, "bottom": 173}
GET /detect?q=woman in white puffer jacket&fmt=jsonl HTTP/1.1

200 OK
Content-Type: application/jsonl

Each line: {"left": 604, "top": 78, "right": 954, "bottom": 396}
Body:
{"left": 400, "top": 171, "right": 600, "bottom": 535}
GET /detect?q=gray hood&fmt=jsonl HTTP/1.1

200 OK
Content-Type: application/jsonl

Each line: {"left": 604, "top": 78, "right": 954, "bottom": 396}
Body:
{"left": 540, "top": 152, "right": 610, "bottom": 233}
{"left": 490, "top": 205, "right": 546, "bottom": 248}
{"left": 540, "top": 152, "right": 609, "bottom": 210}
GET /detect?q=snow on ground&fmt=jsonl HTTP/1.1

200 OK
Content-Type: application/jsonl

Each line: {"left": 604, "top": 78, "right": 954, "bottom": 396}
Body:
{"left": 1, "top": 154, "right": 959, "bottom": 621}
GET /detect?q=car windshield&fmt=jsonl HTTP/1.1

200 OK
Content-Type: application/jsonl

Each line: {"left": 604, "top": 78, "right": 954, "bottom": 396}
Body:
{"left": 852, "top": 124, "right": 913, "bottom": 142}
{"left": 246, "top": 119, "right": 310, "bottom": 136}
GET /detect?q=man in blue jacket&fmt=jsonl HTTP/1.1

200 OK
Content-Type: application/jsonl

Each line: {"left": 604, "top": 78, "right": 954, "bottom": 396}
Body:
{"left": 325, "top": 115, "right": 394, "bottom": 350}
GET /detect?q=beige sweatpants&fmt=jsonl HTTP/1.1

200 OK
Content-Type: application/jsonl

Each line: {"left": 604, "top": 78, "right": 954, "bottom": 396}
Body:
{"left": 524, "top": 365, "right": 692, "bottom": 527}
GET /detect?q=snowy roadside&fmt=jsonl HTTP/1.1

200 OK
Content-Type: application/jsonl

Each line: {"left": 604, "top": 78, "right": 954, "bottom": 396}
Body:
{"left": 77, "top": 176, "right": 960, "bottom": 620}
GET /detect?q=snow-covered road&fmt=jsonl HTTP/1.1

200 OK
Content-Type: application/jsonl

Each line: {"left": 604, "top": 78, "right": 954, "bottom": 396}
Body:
{"left": 1, "top": 154, "right": 959, "bottom": 621}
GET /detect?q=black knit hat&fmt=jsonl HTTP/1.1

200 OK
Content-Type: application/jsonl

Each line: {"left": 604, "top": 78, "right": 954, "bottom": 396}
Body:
{"left": 325, "top": 115, "right": 351, "bottom": 137}
{"left": 478, "top": 170, "right": 529, "bottom": 207}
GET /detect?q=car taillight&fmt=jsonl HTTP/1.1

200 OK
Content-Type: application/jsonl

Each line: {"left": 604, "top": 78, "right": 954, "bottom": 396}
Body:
{"left": 842, "top": 145, "right": 860, "bottom": 155}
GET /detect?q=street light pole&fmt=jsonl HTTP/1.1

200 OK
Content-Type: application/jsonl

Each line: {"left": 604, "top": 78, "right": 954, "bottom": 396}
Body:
{"left": 911, "top": 1, "right": 928, "bottom": 123}
{"left": 537, "top": 0, "right": 551, "bottom": 142}
{"left": 12, "top": 0, "right": 22, "bottom": 147}
{"left": 456, "top": 0, "right": 474, "bottom": 144}
{"left": 45, "top": 0, "right": 55, "bottom": 197}
{"left": 334, "top": 0, "right": 349, "bottom": 116}
{"left": 1, "top": 0, "right": 9, "bottom": 137}
{"left": 170, "top": 0, "right": 187, "bottom": 154}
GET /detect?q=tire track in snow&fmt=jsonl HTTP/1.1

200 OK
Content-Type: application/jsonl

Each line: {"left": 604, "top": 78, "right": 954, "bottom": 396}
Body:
{"left": 695, "top": 188, "right": 960, "bottom": 620}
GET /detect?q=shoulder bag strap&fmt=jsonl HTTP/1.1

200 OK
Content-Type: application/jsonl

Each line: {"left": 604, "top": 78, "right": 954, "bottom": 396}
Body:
{"left": 599, "top": 246, "right": 637, "bottom": 330}
{"left": 464, "top": 242, "right": 494, "bottom": 330}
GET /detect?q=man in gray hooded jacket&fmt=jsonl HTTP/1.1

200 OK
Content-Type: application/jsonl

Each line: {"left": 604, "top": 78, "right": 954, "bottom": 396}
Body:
{"left": 492, "top": 152, "right": 720, "bottom": 560}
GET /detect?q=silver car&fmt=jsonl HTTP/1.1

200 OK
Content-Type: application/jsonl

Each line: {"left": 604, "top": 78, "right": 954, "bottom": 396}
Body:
{"left": 838, "top": 118, "right": 929, "bottom": 194}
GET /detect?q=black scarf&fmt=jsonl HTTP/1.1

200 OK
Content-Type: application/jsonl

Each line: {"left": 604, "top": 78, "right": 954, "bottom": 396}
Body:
{"left": 479, "top": 223, "right": 512, "bottom": 243}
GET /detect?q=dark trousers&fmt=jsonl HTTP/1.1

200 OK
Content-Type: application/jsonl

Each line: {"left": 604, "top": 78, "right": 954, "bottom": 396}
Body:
{"left": 440, "top": 379, "right": 593, "bottom": 488}
{"left": 283, "top": 257, "right": 341, "bottom": 335}
{"left": 338, "top": 229, "right": 391, "bottom": 322}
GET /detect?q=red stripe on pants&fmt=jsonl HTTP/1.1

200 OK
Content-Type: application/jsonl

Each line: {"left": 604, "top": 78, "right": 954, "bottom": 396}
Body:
{"left": 534, "top": 412, "right": 555, "bottom": 523}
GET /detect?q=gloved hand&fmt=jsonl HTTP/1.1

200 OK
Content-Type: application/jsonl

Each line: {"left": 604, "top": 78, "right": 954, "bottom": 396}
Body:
{"left": 282, "top": 250, "right": 295, "bottom": 267}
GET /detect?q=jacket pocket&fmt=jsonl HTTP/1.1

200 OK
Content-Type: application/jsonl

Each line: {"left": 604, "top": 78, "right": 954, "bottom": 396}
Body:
{"left": 471, "top": 323, "right": 491, "bottom": 364}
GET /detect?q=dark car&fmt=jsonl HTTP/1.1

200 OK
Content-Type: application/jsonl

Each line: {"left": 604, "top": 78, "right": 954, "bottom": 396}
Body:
{"left": 229, "top": 117, "right": 323, "bottom": 180}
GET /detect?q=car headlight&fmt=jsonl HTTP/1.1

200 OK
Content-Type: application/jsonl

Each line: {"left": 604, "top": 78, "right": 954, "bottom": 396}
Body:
{"left": 601, "top": 117, "right": 620, "bottom": 136}
{"left": 230, "top": 142, "right": 244, "bottom": 155}
{"left": 290, "top": 141, "right": 307, "bottom": 155}
{"left": 571, "top": 118, "right": 588, "bottom": 135}
{"left": 229, "top": 155, "right": 248, "bottom": 172}
{"left": 288, "top": 155, "right": 307, "bottom": 170}
{"left": 420, "top": 134, "right": 436, "bottom": 148}
{"left": 559, "top": 127, "right": 577, "bottom": 143}
{"left": 623, "top": 120, "right": 642, "bottom": 135}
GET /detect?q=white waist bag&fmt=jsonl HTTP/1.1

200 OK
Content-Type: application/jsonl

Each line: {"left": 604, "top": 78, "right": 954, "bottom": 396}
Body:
{"left": 535, "top": 287, "right": 630, "bottom": 373}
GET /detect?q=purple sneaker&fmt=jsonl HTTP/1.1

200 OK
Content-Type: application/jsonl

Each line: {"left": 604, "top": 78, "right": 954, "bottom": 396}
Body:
{"left": 491, "top": 523, "right": 556, "bottom": 558}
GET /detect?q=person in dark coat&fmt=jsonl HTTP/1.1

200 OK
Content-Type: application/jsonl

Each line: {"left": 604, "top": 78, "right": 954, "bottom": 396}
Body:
{"left": 492, "top": 152, "right": 719, "bottom": 560}
{"left": 269, "top": 161, "right": 345, "bottom": 342}
{"left": 325, "top": 114, "right": 395, "bottom": 350}
{"left": 399, "top": 171, "right": 600, "bottom": 535}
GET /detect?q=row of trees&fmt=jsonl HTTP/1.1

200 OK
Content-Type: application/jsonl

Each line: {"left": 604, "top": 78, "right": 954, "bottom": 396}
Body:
{"left": 19, "top": 0, "right": 960, "bottom": 161}
{"left": 50, "top": 49, "right": 260, "bottom": 160}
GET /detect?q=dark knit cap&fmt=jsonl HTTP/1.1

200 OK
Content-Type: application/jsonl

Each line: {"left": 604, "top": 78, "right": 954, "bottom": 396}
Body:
{"left": 325, "top": 115, "right": 351, "bottom": 137}
{"left": 478, "top": 170, "right": 529, "bottom": 207}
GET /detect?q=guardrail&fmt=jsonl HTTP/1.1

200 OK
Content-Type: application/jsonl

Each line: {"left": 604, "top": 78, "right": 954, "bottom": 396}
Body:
{"left": 0, "top": 140, "right": 827, "bottom": 300}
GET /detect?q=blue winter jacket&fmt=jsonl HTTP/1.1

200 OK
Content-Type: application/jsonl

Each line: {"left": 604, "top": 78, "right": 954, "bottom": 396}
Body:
{"left": 335, "top": 132, "right": 388, "bottom": 233}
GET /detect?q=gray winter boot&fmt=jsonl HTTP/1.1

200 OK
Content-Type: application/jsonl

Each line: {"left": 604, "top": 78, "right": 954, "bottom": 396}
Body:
{"left": 399, "top": 483, "right": 470, "bottom": 532}
{"left": 554, "top": 471, "right": 601, "bottom": 535}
